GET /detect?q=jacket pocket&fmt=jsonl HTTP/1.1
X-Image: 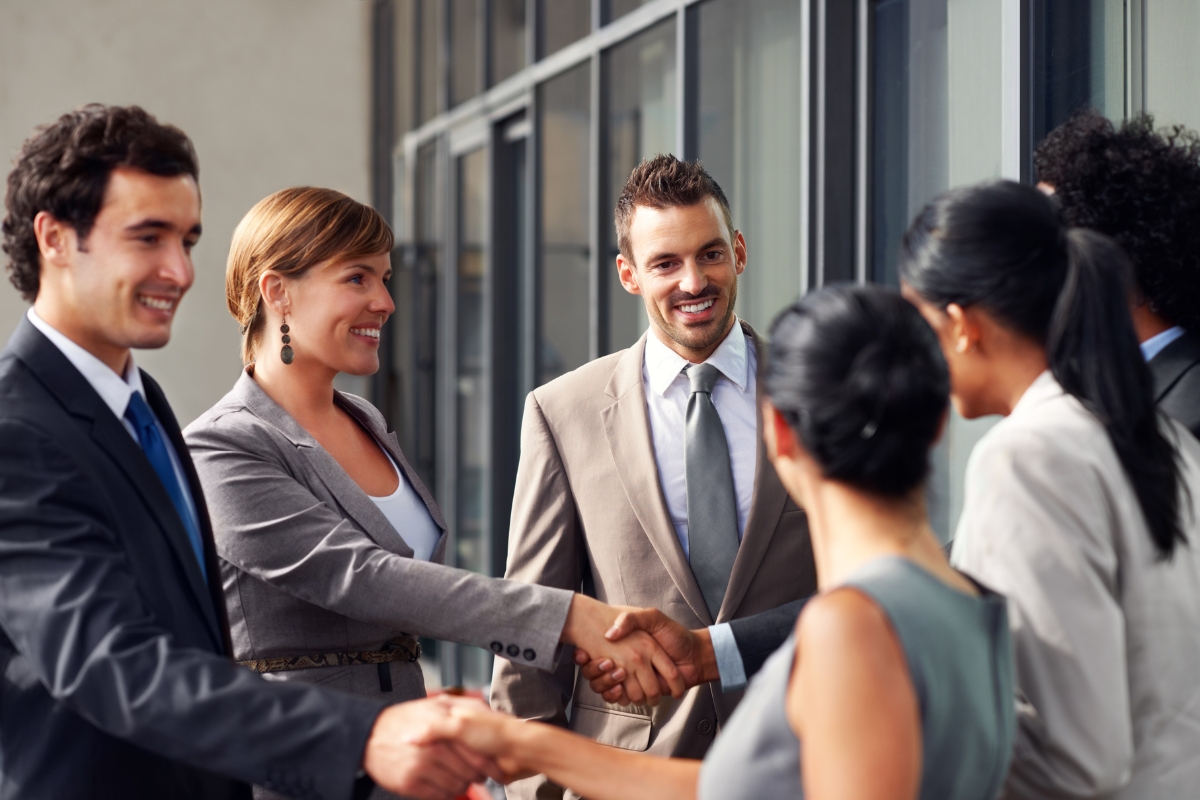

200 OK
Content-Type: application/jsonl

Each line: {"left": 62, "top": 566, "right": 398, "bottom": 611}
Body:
{"left": 569, "top": 703, "right": 653, "bottom": 751}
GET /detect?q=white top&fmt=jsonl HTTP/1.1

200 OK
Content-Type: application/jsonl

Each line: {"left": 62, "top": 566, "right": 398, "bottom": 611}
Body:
{"left": 367, "top": 448, "right": 441, "bottom": 562}
{"left": 642, "top": 320, "right": 757, "bottom": 559}
{"left": 26, "top": 308, "right": 200, "bottom": 533}
{"left": 952, "top": 371, "right": 1200, "bottom": 800}
{"left": 1139, "top": 325, "right": 1184, "bottom": 362}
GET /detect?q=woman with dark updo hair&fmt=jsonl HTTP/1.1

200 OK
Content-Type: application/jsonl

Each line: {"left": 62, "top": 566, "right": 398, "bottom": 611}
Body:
{"left": 900, "top": 180, "right": 1200, "bottom": 800}
{"left": 416, "top": 285, "right": 1016, "bottom": 800}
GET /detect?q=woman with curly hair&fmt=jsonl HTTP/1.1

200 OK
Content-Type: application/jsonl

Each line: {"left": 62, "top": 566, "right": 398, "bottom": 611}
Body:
{"left": 1035, "top": 109, "right": 1200, "bottom": 435}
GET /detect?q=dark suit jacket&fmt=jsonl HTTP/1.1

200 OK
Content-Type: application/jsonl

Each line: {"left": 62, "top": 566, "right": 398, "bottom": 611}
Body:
{"left": 1149, "top": 330, "right": 1200, "bottom": 439}
{"left": 0, "top": 318, "right": 384, "bottom": 800}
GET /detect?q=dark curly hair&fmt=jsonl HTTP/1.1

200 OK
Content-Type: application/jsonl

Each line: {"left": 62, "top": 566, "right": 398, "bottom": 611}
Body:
{"left": 1034, "top": 109, "right": 1200, "bottom": 331}
{"left": 2, "top": 104, "right": 199, "bottom": 301}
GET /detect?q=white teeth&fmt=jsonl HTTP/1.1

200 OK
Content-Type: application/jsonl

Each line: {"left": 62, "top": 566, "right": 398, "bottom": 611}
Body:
{"left": 137, "top": 295, "right": 175, "bottom": 311}
{"left": 350, "top": 327, "right": 380, "bottom": 339}
{"left": 680, "top": 299, "right": 715, "bottom": 314}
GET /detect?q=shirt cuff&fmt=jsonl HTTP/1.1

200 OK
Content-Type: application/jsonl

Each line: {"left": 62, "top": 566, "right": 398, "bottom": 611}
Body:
{"left": 708, "top": 622, "right": 748, "bottom": 693}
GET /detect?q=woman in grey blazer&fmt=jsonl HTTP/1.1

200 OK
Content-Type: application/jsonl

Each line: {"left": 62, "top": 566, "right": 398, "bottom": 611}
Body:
{"left": 899, "top": 181, "right": 1200, "bottom": 800}
{"left": 184, "top": 188, "right": 683, "bottom": 799}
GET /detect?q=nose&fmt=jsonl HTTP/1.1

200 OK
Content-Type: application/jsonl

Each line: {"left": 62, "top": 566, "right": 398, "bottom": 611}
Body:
{"left": 678, "top": 258, "right": 707, "bottom": 296}
{"left": 164, "top": 239, "right": 195, "bottom": 291}
{"left": 370, "top": 280, "right": 396, "bottom": 319}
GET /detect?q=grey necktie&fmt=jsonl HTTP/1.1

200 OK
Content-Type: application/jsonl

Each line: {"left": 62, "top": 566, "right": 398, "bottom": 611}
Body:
{"left": 685, "top": 363, "right": 740, "bottom": 620}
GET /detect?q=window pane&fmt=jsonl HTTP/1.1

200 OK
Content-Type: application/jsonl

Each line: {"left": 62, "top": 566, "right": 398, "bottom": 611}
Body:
{"left": 396, "top": 0, "right": 417, "bottom": 136}
{"left": 451, "top": 0, "right": 483, "bottom": 106}
{"left": 695, "top": 0, "right": 802, "bottom": 333}
{"left": 454, "top": 146, "right": 490, "bottom": 686}
{"left": 411, "top": 142, "right": 441, "bottom": 493}
{"left": 538, "top": 63, "right": 592, "bottom": 385}
{"left": 540, "top": 0, "right": 591, "bottom": 59}
{"left": 1030, "top": 0, "right": 1125, "bottom": 146}
{"left": 491, "top": 0, "right": 527, "bottom": 85}
{"left": 1146, "top": 4, "right": 1200, "bottom": 130}
{"left": 603, "top": 19, "right": 677, "bottom": 353}
{"left": 419, "top": 0, "right": 442, "bottom": 124}
{"left": 605, "top": 0, "right": 655, "bottom": 24}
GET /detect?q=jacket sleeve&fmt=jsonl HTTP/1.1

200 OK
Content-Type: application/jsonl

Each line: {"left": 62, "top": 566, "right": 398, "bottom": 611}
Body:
{"left": 952, "top": 429, "right": 1134, "bottom": 799}
{"left": 0, "top": 418, "right": 384, "bottom": 800}
{"left": 727, "top": 598, "right": 808, "bottom": 680}
{"left": 185, "top": 412, "right": 572, "bottom": 672}
{"left": 489, "top": 393, "right": 583, "bottom": 800}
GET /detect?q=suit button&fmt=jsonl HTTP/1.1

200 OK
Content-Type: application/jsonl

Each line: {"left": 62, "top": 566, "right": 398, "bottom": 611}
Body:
{"left": 697, "top": 719, "right": 714, "bottom": 735}
{"left": 507, "top": 644, "right": 520, "bottom": 657}
{"left": 523, "top": 649, "right": 536, "bottom": 661}
{"left": 490, "top": 641, "right": 503, "bottom": 654}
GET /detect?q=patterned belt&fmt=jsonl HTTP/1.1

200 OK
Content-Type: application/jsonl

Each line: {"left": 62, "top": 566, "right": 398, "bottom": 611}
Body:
{"left": 238, "top": 635, "right": 421, "bottom": 675}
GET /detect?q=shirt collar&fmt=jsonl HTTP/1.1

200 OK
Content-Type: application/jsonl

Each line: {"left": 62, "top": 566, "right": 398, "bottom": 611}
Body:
{"left": 644, "top": 318, "right": 749, "bottom": 397}
{"left": 1009, "top": 369, "right": 1064, "bottom": 417}
{"left": 1140, "top": 326, "right": 1185, "bottom": 363}
{"left": 27, "top": 307, "right": 145, "bottom": 421}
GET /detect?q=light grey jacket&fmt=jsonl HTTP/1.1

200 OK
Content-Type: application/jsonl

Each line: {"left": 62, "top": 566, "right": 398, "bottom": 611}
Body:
{"left": 953, "top": 371, "right": 1200, "bottom": 800}
{"left": 183, "top": 371, "right": 573, "bottom": 706}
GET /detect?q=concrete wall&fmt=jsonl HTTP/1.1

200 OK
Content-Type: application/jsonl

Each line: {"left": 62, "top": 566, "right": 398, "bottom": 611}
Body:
{"left": 0, "top": 0, "right": 373, "bottom": 425}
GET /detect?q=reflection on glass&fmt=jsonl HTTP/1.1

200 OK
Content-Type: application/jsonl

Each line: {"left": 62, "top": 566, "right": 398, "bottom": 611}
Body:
{"left": 538, "top": 63, "right": 592, "bottom": 385}
{"left": 1030, "top": 0, "right": 1125, "bottom": 147}
{"left": 605, "top": 0, "right": 655, "bottom": 24}
{"left": 451, "top": 0, "right": 483, "bottom": 106}
{"left": 603, "top": 19, "right": 677, "bottom": 353}
{"left": 540, "top": 0, "right": 591, "bottom": 59}
{"left": 491, "top": 0, "right": 527, "bottom": 85}
{"left": 455, "top": 147, "right": 491, "bottom": 687}
{"left": 695, "top": 0, "right": 802, "bottom": 333}
{"left": 419, "top": 0, "right": 441, "bottom": 124}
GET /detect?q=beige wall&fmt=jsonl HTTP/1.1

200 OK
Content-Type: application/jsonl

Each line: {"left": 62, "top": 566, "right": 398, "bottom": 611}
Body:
{"left": 0, "top": 0, "right": 373, "bottom": 425}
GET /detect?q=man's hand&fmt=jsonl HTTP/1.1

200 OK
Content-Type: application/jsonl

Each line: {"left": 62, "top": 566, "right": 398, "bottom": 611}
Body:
{"left": 363, "top": 697, "right": 504, "bottom": 800}
{"left": 573, "top": 607, "right": 720, "bottom": 704}
{"left": 560, "top": 595, "right": 686, "bottom": 706}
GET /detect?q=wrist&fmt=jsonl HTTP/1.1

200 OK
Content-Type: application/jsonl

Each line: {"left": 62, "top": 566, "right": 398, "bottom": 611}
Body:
{"left": 694, "top": 628, "right": 720, "bottom": 685}
{"left": 562, "top": 594, "right": 611, "bottom": 647}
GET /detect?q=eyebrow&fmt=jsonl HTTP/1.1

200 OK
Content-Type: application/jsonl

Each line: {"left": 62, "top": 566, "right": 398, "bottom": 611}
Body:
{"left": 644, "top": 237, "right": 729, "bottom": 264}
{"left": 124, "top": 219, "right": 203, "bottom": 237}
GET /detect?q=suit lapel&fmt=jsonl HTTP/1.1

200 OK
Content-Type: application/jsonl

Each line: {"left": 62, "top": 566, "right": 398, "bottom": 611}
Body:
{"left": 601, "top": 334, "right": 713, "bottom": 625}
{"left": 9, "top": 320, "right": 223, "bottom": 647}
{"left": 717, "top": 324, "right": 790, "bottom": 622}
{"left": 233, "top": 373, "right": 417, "bottom": 557}
{"left": 1149, "top": 331, "right": 1200, "bottom": 403}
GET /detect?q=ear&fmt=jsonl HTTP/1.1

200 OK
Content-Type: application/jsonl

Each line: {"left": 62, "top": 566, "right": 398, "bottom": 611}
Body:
{"left": 733, "top": 230, "right": 747, "bottom": 276}
{"left": 32, "top": 211, "right": 78, "bottom": 270}
{"left": 762, "top": 399, "right": 798, "bottom": 462}
{"left": 259, "top": 271, "right": 290, "bottom": 317}
{"left": 944, "top": 303, "right": 982, "bottom": 355}
{"left": 616, "top": 253, "right": 642, "bottom": 296}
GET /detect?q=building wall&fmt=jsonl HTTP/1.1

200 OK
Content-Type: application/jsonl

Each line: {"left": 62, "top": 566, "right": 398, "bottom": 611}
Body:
{"left": 0, "top": 0, "right": 374, "bottom": 425}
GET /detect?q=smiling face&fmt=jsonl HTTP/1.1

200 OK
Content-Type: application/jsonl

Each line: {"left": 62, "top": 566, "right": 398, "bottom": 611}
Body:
{"left": 269, "top": 252, "right": 395, "bottom": 377}
{"left": 32, "top": 166, "right": 201, "bottom": 371}
{"left": 616, "top": 198, "right": 746, "bottom": 362}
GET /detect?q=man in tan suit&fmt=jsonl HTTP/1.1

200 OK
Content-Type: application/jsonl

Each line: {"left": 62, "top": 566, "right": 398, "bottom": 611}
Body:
{"left": 490, "top": 155, "right": 815, "bottom": 799}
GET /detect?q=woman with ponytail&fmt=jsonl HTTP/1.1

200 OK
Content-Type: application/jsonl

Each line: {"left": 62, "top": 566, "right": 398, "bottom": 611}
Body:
{"left": 900, "top": 180, "right": 1200, "bottom": 800}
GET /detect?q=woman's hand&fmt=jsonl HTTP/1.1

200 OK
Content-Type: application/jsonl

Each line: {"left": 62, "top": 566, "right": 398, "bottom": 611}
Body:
{"left": 443, "top": 703, "right": 538, "bottom": 783}
{"left": 560, "top": 595, "right": 686, "bottom": 705}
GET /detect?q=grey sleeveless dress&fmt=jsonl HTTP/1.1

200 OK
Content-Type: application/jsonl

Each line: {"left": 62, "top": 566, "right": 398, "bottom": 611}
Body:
{"left": 699, "top": 555, "right": 1014, "bottom": 800}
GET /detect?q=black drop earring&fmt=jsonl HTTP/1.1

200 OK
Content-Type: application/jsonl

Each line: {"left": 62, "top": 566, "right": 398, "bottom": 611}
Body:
{"left": 280, "top": 320, "right": 294, "bottom": 365}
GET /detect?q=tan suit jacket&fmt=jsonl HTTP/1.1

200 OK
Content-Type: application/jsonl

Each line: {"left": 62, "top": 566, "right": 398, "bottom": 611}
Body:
{"left": 490, "top": 322, "right": 815, "bottom": 800}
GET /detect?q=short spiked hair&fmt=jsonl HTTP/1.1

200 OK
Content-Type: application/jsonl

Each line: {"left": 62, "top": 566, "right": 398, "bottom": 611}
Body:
{"left": 614, "top": 154, "right": 734, "bottom": 264}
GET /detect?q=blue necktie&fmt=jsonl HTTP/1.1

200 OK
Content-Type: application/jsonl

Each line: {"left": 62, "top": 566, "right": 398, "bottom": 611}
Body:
{"left": 124, "top": 392, "right": 206, "bottom": 578}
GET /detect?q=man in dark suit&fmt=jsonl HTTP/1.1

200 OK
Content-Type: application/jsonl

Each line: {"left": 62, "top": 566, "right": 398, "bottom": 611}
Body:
{"left": 1034, "top": 109, "right": 1200, "bottom": 436}
{"left": 0, "top": 104, "right": 498, "bottom": 800}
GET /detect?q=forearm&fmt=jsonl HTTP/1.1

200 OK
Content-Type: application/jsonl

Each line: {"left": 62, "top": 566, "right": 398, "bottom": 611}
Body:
{"left": 510, "top": 720, "right": 700, "bottom": 800}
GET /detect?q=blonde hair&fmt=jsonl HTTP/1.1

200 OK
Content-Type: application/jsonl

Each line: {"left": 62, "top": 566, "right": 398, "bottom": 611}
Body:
{"left": 226, "top": 187, "right": 394, "bottom": 364}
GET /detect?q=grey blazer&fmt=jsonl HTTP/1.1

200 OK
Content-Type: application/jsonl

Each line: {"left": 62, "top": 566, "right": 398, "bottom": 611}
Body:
{"left": 183, "top": 372, "right": 573, "bottom": 707}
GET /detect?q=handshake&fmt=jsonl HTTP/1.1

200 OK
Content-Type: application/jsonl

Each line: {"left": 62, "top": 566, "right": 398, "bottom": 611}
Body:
{"left": 361, "top": 596, "right": 709, "bottom": 799}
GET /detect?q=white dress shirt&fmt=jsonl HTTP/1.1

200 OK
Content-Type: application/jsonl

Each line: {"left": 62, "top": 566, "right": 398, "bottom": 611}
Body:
{"left": 642, "top": 319, "right": 758, "bottom": 560}
{"left": 1139, "top": 325, "right": 1184, "bottom": 362}
{"left": 26, "top": 308, "right": 201, "bottom": 534}
{"left": 367, "top": 448, "right": 442, "bottom": 562}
